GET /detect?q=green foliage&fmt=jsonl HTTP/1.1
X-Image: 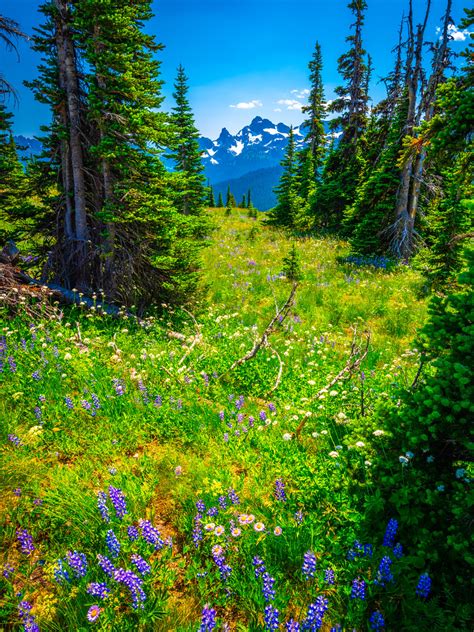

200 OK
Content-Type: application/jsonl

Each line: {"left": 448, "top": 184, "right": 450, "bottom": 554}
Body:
{"left": 368, "top": 252, "right": 474, "bottom": 616}
{"left": 216, "top": 192, "right": 224, "bottom": 208}
{"left": 302, "top": 41, "right": 326, "bottom": 175}
{"left": 281, "top": 243, "right": 302, "bottom": 281}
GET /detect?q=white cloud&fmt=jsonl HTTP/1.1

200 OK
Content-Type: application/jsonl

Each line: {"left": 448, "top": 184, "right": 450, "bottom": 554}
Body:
{"left": 437, "top": 24, "right": 472, "bottom": 41}
{"left": 229, "top": 99, "right": 263, "bottom": 109}
{"left": 290, "top": 88, "right": 310, "bottom": 99}
{"left": 273, "top": 108, "right": 282, "bottom": 112}
{"left": 277, "top": 99, "right": 303, "bottom": 111}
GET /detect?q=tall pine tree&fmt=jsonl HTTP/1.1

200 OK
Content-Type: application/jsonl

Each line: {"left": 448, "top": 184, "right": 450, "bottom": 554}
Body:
{"left": 167, "top": 64, "right": 206, "bottom": 216}
{"left": 302, "top": 41, "right": 326, "bottom": 177}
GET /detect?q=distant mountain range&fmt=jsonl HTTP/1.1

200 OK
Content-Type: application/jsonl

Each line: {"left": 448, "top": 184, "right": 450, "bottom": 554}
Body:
{"left": 14, "top": 116, "right": 338, "bottom": 211}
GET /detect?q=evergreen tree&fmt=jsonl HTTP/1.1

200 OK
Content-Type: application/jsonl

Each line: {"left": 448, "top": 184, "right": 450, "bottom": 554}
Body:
{"left": 225, "top": 185, "right": 236, "bottom": 208}
{"left": 0, "top": 14, "right": 25, "bottom": 101}
{"left": 267, "top": 127, "right": 304, "bottom": 227}
{"left": 312, "top": 0, "right": 369, "bottom": 230}
{"left": 0, "top": 105, "right": 34, "bottom": 242}
{"left": 167, "top": 64, "right": 206, "bottom": 216}
{"left": 281, "top": 242, "right": 302, "bottom": 281}
{"left": 239, "top": 195, "right": 247, "bottom": 209}
{"left": 208, "top": 185, "right": 215, "bottom": 208}
{"left": 247, "top": 189, "right": 252, "bottom": 209}
{"left": 302, "top": 41, "right": 326, "bottom": 176}
{"left": 27, "top": 0, "right": 203, "bottom": 308}
{"left": 217, "top": 192, "right": 224, "bottom": 208}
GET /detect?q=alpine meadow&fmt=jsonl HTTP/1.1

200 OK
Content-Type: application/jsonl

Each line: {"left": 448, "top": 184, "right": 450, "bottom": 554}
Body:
{"left": 0, "top": 1, "right": 473, "bottom": 631}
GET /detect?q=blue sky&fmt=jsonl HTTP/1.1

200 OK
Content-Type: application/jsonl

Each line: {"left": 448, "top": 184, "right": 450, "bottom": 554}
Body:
{"left": 2, "top": 0, "right": 470, "bottom": 139}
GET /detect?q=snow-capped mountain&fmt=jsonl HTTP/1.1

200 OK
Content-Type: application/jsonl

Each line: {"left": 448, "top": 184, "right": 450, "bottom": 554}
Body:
{"left": 199, "top": 116, "right": 310, "bottom": 185}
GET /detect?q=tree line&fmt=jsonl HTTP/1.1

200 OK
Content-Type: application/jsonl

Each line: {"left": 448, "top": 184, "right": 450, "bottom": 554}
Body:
{"left": 269, "top": 0, "right": 473, "bottom": 290}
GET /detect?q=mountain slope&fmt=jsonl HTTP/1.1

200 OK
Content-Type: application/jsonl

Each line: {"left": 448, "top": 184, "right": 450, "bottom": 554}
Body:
{"left": 212, "top": 165, "right": 283, "bottom": 211}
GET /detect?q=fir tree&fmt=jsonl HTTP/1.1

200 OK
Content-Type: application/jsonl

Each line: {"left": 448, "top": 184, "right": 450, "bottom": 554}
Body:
{"left": 225, "top": 185, "right": 236, "bottom": 208}
{"left": 267, "top": 127, "right": 305, "bottom": 227}
{"left": 208, "top": 185, "right": 215, "bottom": 208}
{"left": 239, "top": 195, "right": 247, "bottom": 209}
{"left": 302, "top": 41, "right": 326, "bottom": 176}
{"left": 167, "top": 64, "right": 206, "bottom": 216}
{"left": 217, "top": 191, "right": 224, "bottom": 208}
{"left": 312, "top": 0, "right": 369, "bottom": 230}
{"left": 282, "top": 242, "right": 302, "bottom": 281}
{"left": 247, "top": 189, "right": 252, "bottom": 209}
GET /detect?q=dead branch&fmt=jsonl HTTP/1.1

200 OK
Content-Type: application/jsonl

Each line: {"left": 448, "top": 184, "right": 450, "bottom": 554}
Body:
{"left": 295, "top": 329, "right": 371, "bottom": 439}
{"left": 267, "top": 344, "right": 284, "bottom": 395}
{"left": 220, "top": 282, "right": 298, "bottom": 378}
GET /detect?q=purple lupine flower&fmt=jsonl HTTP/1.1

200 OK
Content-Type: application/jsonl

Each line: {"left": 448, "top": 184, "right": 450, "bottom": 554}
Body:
{"left": 200, "top": 604, "right": 217, "bottom": 631}
{"left": 97, "top": 492, "right": 110, "bottom": 523}
{"left": 252, "top": 556, "right": 266, "bottom": 578}
{"left": 350, "top": 577, "right": 366, "bottom": 600}
{"left": 193, "top": 513, "right": 203, "bottom": 548}
{"left": 97, "top": 554, "right": 115, "bottom": 577}
{"left": 223, "top": 432, "right": 229, "bottom": 442}
{"left": 3, "top": 563, "right": 14, "bottom": 578}
{"left": 13, "top": 488, "right": 21, "bottom": 497}
{"left": 8, "top": 356, "right": 17, "bottom": 372}
{"left": 218, "top": 411, "right": 225, "bottom": 421}
{"left": 33, "top": 498, "right": 43, "bottom": 507}
{"left": 207, "top": 506, "right": 219, "bottom": 518}
{"left": 268, "top": 402, "right": 276, "bottom": 412}
{"left": 375, "top": 556, "right": 393, "bottom": 587}
{"left": 127, "top": 525, "right": 139, "bottom": 541}
{"left": 259, "top": 410, "right": 267, "bottom": 422}
{"left": 248, "top": 415, "right": 255, "bottom": 427}
{"left": 105, "top": 530, "right": 120, "bottom": 558}
{"left": 218, "top": 495, "right": 228, "bottom": 510}
{"left": 34, "top": 407, "right": 42, "bottom": 421}
{"left": 324, "top": 569, "right": 335, "bottom": 585}
{"left": 81, "top": 399, "right": 92, "bottom": 411}
{"left": 108, "top": 486, "right": 127, "bottom": 519}
{"left": 264, "top": 604, "right": 279, "bottom": 631}
{"left": 235, "top": 395, "right": 245, "bottom": 410}
{"left": 212, "top": 549, "right": 232, "bottom": 581}
{"left": 112, "top": 379, "right": 125, "bottom": 396}
{"left": 393, "top": 543, "right": 403, "bottom": 559}
{"left": 262, "top": 572, "right": 276, "bottom": 602}
{"left": 347, "top": 540, "right": 372, "bottom": 561}
{"left": 274, "top": 478, "right": 287, "bottom": 502}
{"left": 54, "top": 559, "right": 70, "bottom": 584}
{"left": 16, "top": 529, "right": 35, "bottom": 555}
{"left": 383, "top": 519, "right": 398, "bottom": 547}
{"left": 139, "top": 519, "right": 163, "bottom": 550}
{"left": 227, "top": 488, "right": 240, "bottom": 505}
{"left": 154, "top": 395, "right": 162, "bottom": 407}
{"left": 64, "top": 396, "right": 74, "bottom": 410}
{"left": 91, "top": 393, "right": 100, "bottom": 409}
{"left": 302, "top": 551, "right": 317, "bottom": 579}
{"left": 31, "top": 371, "right": 41, "bottom": 381}
{"left": 286, "top": 619, "right": 300, "bottom": 631}
{"left": 8, "top": 434, "right": 22, "bottom": 447}
{"left": 303, "top": 596, "right": 329, "bottom": 630}
{"left": 369, "top": 611, "right": 385, "bottom": 630}
{"left": 66, "top": 550, "right": 88, "bottom": 578}
{"left": 196, "top": 499, "right": 206, "bottom": 513}
{"left": 114, "top": 568, "right": 146, "bottom": 609}
{"left": 131, "top": 554, "right": 151, "bottom": 576}
{"left": 87, "top": 582, "right": 110, "bottom": 600}
{"left": 416, "top": 573, "right": 431, "bottom": 598}
{"left": 18, "top": 600, "right": 40, "bottom": 632}
{"left": 294, "top": 509, "right": 303, "bottom": 525}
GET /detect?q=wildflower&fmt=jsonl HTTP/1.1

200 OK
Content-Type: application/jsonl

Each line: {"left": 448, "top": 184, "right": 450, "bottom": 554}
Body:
{"left": 87, "top": 605, "right": 101, "bottom": 622}
{"left": 375, "top": 556, "right": 393, "bottom": 586}
{"left": 294, "top": 510, "right": 304, "bottom": 525}
{"left": 218, "top": 495, "right": 227, "bottom": 510}
{"left": 324, "top": 568, "right": 335, "bottom": 585}
{"left": 355, "top": 441, "right": 365, "bottom": 448}
{"left": 254, "top": 521, "right": 265, "bottom": 532}
{"left": 3, "top": 563, "right": 14, "bottom": 578}
{"left": 139, "top": 519, "right": 163, "bottom": 549}
{"left": 212, "top": 545, "right": 223, "bottom": 557}
{"left": 416, "top": 573, "right": 431, "bottom": 598}
{"left": 207, "top": 506, "right": 219, "bottom": 517}
{"left": 275, "top": 478, "right": 287, "bottom": 502}
{"left": 193, "top": 514, "right": 203, "bottom": 548}
{"left": 204, "top": 523, "right": 216, "bottom": 532}
{"left": 212, "top": 549, "right": 232, "bottom": 581}
{"left": 174, "top": 466, "right": 183, "bottom": 476}
{"left": 219, "top": 411, "right": 225, "bottom": 421}
{"left": 373, "top": 430, "right": 384, "bottom": 437}
{"left": 262, "top": 572, "right": 276, "bottom": 602}
{"left": 54, "top": 559, "right": 70, "bottom": 583}
{"left": 114, "top": 568, "right": 146, "bottom": 609}
{"left": 437, "top": 484, "right": 445, "bottom": 492}
{"left": 328, "top": 451, "right": 339, "bottom": 458}
{"left": 282, "top": 433, "right": 292, "bottom": 441}
{"left": 259, "top": 410, "right": 267, "bottom": 422}
{"left": 264, "top": 604, "right": 279, "bottom": 631}
{"left": 246, "top": 514, "right": 255, "bottom": 524}
{"left": 13, "top": 488, "right": 21, "bottom": 497}
{"left": 399, "top": 456, "right": 409, "bottom": 465}
{"left": 97, "top": 554, "right": 115, "bottom": 578}
{"left": 64, "top": 396, "right": 74, "bottom": 410}
{"left": 303, "top": 596, "right": 329, "bottom": 629}
{"left": 369, "top": 611, "right": 385, "bottom": 631}
{"left": 131, "top": 554, "right": 151, "bottom": 576}
{"left": 274, "top": 526, "right": 282, "bottom": 536}
{"left": 302, "top": 551, "right": 317, "bottom": 579}
{"left": 214, "top": 526, "right": 225, "bottom": 536}
{"left": 16, "top": 529, "right": 35, "bottom": 555}
{"left": 405, "top": 451, "right": 414, "bottom": 458}
{"left": 350, "top": 577, "right": 366, "bottom": 600}
{"left": 393, "top": 543, "right": 403, "bottom": 559}
{"left": 383, "top": 519, "right": 398, "bottom": 547}
{"left": 91, "top": 393, "right": 100, "bottom": 409}
{"left": 8, "top": 434, "right": 22, "bottom": 447}
{"left": 200, "top": 604, "right": 217, "bottom": 631}
{"left": 87, "top": 582, "right": 110, "bottom": 599}
{"left": 227, "top": 488, "right": 240, "bottom": 505}
{"left": 231, "top": 527, "right": 241, "bottom": 538}
{"left": 18, "top": 601, "right": 39, "bottom": 632}
{"left": 66, "top": 550, "right": 88, "bottom": 578}
{"left": 108, "top": 486, "right": 127, "bottom": 520}
{"left": 223, "top": 432, "right": 229, "bottom": 442}
{"left": 127, "top": 525, "right": 139, "bottom": 541}
{"left": 253, "top": 556, "right": 266, "bottom": 578}
{"left": 286, "top": 619, "right": 300, "bottom": 631}
{"left": 105, "top": 530, "right": 120, "bottom": 558}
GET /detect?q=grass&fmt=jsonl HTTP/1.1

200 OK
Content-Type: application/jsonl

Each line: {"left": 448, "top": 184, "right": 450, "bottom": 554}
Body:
{"left": 1, "top": 208, "right": 448, "bottom": 631}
